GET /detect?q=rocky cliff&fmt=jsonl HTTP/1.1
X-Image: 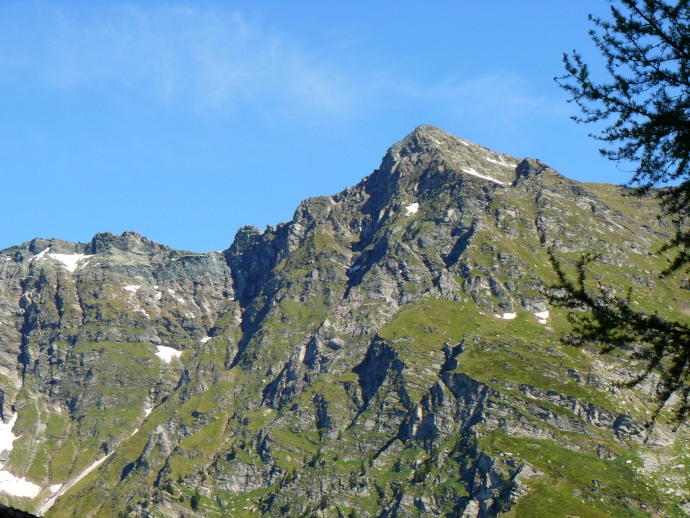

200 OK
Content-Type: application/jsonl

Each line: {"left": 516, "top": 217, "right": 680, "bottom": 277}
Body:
{"left": 0, "top": 126, "right": 688, "bottom": 517}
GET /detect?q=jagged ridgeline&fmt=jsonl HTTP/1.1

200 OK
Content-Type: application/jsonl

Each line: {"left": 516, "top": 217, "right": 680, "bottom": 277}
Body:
{"left": 0, "top": 126, "right": 688, "bottom": 517}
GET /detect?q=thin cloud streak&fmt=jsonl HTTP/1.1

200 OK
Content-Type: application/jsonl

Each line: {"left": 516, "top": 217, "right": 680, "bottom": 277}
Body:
{"left": 0, "top": 4, "right": 568, "bottom": 131}
{"left": 0, "top": 4, "right": 358, "bottom": 121}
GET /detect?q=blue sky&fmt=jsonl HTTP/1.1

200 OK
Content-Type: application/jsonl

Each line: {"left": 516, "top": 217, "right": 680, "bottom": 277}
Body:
{"left": 1, "top": 1, "right": 626, "bottom": 252}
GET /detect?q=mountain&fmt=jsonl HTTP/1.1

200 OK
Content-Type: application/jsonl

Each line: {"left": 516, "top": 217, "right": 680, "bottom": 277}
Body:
{"left": 0, "top": 125, "right": 688, "bottom": 517}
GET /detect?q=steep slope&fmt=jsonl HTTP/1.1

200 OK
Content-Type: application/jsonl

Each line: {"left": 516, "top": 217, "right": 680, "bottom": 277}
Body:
{"left": 0, "top": 232, "right": 236, "bottom": 513}
{"left": 0, "top": 126, "right": 688, "bottom": 517}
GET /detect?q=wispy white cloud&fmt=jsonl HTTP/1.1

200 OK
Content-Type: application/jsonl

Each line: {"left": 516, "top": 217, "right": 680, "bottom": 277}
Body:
{"left": 0, "top": 3, "right": 567, "bottom": 133}
{"left": 0, "top": 3, "right": 357, "bottom": 121}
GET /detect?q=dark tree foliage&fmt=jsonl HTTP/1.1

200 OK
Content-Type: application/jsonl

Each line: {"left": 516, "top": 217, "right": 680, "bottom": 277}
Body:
{"left": 557, "top": 0, "right": 690, "bottom": 271}
{"left": 550, "top": 251, "right": 690, "bottom": 425}
{"left": 554, "top": 0, "right": 690, "bottom": 424}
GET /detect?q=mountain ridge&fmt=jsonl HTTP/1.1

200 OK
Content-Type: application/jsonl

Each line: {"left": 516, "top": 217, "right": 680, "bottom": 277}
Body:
{"left": 0, "top": 126, "right": 688, "bottom": 517}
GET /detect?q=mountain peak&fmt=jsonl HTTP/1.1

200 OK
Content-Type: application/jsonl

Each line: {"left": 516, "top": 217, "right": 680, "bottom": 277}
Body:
{"left": 396, "top": 124, "right": 475, "bottom": 153}
{"left": 408, "top": 124, "right": 447, "bottom": 138}
{"left": 88, "top": 231, "right": 170, "bottom": 255}
{"left": 378, "top": 125, "right": 520, "bottom": 189}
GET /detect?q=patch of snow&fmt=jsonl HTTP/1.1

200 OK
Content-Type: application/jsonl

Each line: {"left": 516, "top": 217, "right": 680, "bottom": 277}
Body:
{"left": 32, "top": 247, "right": 51, "bottom": 261}
{"left": 123, "top": 284, "right": 140, "bottom": 293}
{"left": 155, "top": 345, "right": 182, "bottom": 364}
{"left": 4, "top": 257, "right": 10, "bottom": 261}
{"left": 39, "top": 456, "right": 109, "bottom": 514}
{"left": 0, "top": 413, "right": 18, "bottom": 453}
{"left": 535, "top": 310, "right": 549, "bottom": 324}
{"left": 0, "top": 470, "right": 41, "bottom": 498}
{"left": 41, "top": 400, "right": 158, "bottom": 516}
{"left": 0, "top": 413, "right": 41, "bottom": 498}
{"left": 200, "top": 336, "right": 211, "bottom": 344}
{"left": 165, "top": 288, "right": 185, "bottom": 304}
{"left": 349, "top": 265, "right": 361, "bottom": 273}
{"left": 456, "top": 138, "right": 471, "bottom": 148}
{"left": 47, "top": 253, "right": 94, "bottom": 273}
{"left": 484, "top": 156, "right": 517, "bottom": 168}
{"left": 461, "top": 167, "right": 506, "bottom": 186}
{"left": 405, "top": 202, "right": 419, "bottom": 215}
{"left": 154, "top": 291, "right": 162, "bottom": 301}
{"left": 494, "top": 312, "right": 517, "bottom": 320}
{"left": 126, "top": 296, "right": 150, "bottom": 319}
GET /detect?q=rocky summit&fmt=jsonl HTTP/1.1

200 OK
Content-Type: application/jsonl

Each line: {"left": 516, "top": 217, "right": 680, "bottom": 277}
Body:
{"left": 0, "top": 125, "right": 688, "bottom": 517}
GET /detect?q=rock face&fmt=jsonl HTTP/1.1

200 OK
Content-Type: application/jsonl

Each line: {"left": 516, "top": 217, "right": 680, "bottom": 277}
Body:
{"left": 0, "top": 126, "right": 688, "bottom": 517}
